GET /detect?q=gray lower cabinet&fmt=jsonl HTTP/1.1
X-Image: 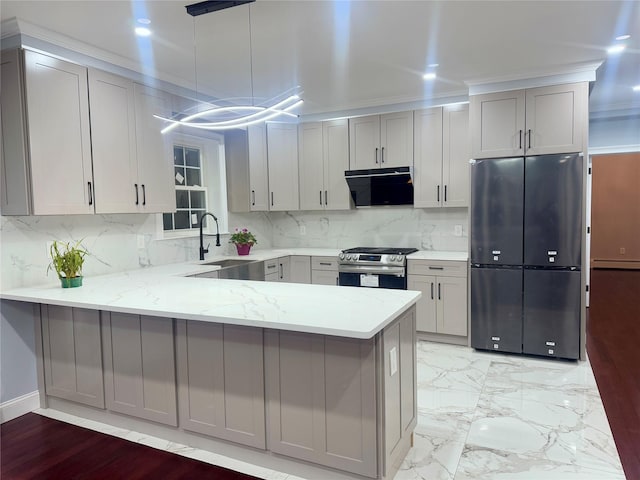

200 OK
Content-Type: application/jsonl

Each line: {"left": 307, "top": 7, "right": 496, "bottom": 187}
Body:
{"left": 175, "top": 320, "right": 266, "bottom": 448}
{"left": 264, "top": 306, "right": 416, "bottom": 479}
{"left": 102, "top": 312, "right": 177, "bottom": 426}
{"left": 265, "top": 331, "right": 378, "bottom": 477}
{"left": 41, "top": 305, "right": 104, "bottom": 408}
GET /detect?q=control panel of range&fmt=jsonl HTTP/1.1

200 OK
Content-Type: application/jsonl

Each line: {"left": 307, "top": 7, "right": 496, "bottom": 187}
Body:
{"left": 338, "top": 253, "right": 408, "bottom": 267}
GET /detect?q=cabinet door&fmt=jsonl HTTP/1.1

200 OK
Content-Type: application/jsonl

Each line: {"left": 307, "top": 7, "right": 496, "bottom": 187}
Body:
{"left": 525, "top": 83, "right": 586, "bottom": 155}
{"left": 311, "top": 269, "right": 338, "bottom": 286}
{"left": 176, "top": 321, "right": 265, "bottom": 448}
{"left": 437, "top": 276, "right": 468, "bottom": 336}
{"left": 349, "top": 115, "right": 380, "bottom": 170}
{"left": 470, "top": 90, "right": 525, "bottom": 159}
{"left": 24, "top": 50, "right": 94, "bottom": 214}
{"left": 323, "top": 118, "right": 351, "bottom": 210}
{"left": 265, "top": 331, "right": 377, "bottom": 477}
{"left": 267, "top": 123, "right": 299, "bottom": 211}
{"left": 380, "top": 111, "right": 413, "bottom": 168}
{"left": 0, "top": 50, "right": 30, "bottom": 215}
{"left": 41, "top": 305, "right": 104, "bottom": 408}
{"left": 277, "top": 256, "right": 291, "bottom": 282}
{"left": 442, "top": 104, "right": 470, "bottom": 208}
{"left": 103, "top": 312, "right": 177, "bottom": 426}
{"left": 248, "top": 124, "right": 270, "bottom": 211}
{"left": 289, "top": 256, "right": 311, "bottom": 284}
{"left": 407, "top": 275, "right": 437, "bottom": 333}
{"left": 133, "top": 84, "right": 175, "bottom": 213}
{"left": 88, "top": 69, "right": 138, "bottom": 213}
{"left": 298, "top": 122, "right": 324, "bottom": 211}
{"left": 413, "top": 107, "right": 443, "bottom": 208}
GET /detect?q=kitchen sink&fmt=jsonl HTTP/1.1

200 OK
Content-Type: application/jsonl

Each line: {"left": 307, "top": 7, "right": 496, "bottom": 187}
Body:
{"left": 202, "top": 259, "right": 255, "bottom": 268}
{"left": 201, "top": 258, "right": 264, "bottom": 281}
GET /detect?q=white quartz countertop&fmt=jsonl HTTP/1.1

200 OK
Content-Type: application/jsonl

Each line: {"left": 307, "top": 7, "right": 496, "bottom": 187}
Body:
{"left": 1, "top": 251, "right": 419, "bottom": 339}
{"left": 407, "top": 251, "right": 468, "bottom": 261}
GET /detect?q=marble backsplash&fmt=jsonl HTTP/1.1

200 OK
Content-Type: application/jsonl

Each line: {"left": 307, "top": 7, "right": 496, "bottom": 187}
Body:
{"left": 0, "top": 208, "right": 467, "bottom": 289}
{"left": 270, "top": 207, "right": 469, "bottom": 251}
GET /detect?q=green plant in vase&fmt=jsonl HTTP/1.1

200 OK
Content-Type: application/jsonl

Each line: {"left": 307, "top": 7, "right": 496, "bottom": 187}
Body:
{"left": 47, "top": 240, "right": 89, "bottom": 288}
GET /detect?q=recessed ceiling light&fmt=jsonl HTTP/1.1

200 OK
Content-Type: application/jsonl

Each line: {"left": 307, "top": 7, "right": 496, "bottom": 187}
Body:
{"left": 428, "top": 63, "right": 439, "bottom": 68}
{"left": 607, "top": 44, "right": 626, "bottom": 54}
{"left": 615, "top": 34, "right": 630, "bottom": 41}
{"left": 135, "top": 26, "right": 152, "bottom": 37}
{"left": 423, "top": 72, "right": 436, "bottom": 80}
{"left": 633, "top": 85, "right": 640, "bottom": 92}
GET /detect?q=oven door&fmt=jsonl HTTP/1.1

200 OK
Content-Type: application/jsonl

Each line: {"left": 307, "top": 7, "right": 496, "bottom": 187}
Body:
{"left": 338, "top": 266, "right": 407, "bottom": 290}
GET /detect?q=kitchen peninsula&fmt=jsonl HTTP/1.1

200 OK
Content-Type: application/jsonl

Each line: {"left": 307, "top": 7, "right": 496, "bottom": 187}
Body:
{"left": 1, "top": 258, "right": 421, "bottom": 480}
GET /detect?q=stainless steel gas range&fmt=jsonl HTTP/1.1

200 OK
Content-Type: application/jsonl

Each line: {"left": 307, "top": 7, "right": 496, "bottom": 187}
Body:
{"left": 338, "top": 247, "right": 419, "bottom": 290}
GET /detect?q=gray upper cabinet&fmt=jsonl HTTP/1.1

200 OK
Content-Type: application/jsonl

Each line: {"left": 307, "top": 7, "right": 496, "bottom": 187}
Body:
{"left": 88, "top": 69, "right": 138, "bottom": 214}
{"left": 225, "top": 125, "right": 270, "bottom": 212}
{"left": 102, "top": 312, "right": 177, "bottom": 426}
{"left": 414, "top": 104, "right": 469, "bottom": 208}
{"left": 267, "top": 122, "right": 299, "bottom": 211}
{"left": 133, "top": 84, "right": 176, "bottom": 213}
{"left": 41, "top": 305, "right": 104, "bottom": 408}
{"left": 1, "top": 49, "right": 93, "bottom": 215}
{"left": 349, "top": 111, "right": 413, "bottom": 169}
{"left": 298, "top": 119, "right": 351, "bottom": 211}
{"left": 0, "top": 49, "right": 175, "bottom": 216}
{"left": 176, "top": 320, "right": 266, "bottom": 448}
{"left": 470, "top": 83, "right": 587, "bottom": 159}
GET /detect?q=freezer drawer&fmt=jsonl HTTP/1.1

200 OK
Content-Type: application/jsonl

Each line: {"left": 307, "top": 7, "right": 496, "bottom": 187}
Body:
{"left": 523, "top": 269, "right": 581, "bottom": 359}
{"left": 524, "top": 154, "right": 582, "bottom": 267}
{"left": 471, "top": 267, "right": 522, "bottom": 353}
{"left": 470, "top": 157, "right": 524, "bottom": 266}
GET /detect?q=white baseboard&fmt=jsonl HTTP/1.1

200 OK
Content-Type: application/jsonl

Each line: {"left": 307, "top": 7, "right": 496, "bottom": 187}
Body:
{"left": 0, "top": 391, "right": 40, "bottom": 423}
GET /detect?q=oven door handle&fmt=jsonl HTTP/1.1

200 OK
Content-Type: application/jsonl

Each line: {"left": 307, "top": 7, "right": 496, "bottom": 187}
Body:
{"left": 338, "top": 265, "right": 405, "bottom": 276}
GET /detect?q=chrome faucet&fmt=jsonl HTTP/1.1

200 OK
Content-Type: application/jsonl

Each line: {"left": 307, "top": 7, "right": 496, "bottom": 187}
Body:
{"left": 199, "top": 212, "right": 221, "bottom": 261}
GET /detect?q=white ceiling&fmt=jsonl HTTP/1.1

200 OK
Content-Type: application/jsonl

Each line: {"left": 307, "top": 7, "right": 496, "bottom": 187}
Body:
{"left": 1, "top": 0, "right": 639, "bottom": 118}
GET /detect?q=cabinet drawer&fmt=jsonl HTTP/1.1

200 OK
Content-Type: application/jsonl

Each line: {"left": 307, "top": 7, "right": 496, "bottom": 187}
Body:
{"left": 407, "top": 260, "right": 467, "bottom": 277}
{"left": 312, "top": 256, "right": 338, "bottom": 271}
{"left": 264, "top": 259, "right": 279, "bottom": 275}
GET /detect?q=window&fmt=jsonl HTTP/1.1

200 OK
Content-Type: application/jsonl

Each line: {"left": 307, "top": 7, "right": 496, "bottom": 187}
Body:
{"left": 160, "top": 133, "right": 228, "bottom": 237}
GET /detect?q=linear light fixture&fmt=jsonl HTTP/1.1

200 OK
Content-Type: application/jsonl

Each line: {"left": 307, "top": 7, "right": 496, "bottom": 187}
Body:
{"left": 157, "top": 1, "right": 303, "bottom": 133}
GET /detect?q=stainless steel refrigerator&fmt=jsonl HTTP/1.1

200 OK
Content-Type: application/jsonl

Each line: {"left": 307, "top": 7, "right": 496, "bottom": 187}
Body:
{"left": 470, "top": 153, "right": 582, "bottom": 359}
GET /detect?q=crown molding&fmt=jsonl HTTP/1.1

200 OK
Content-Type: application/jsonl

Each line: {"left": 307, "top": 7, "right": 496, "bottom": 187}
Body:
{"left": 466, "top": 61, "right": 602, "bottom": 96}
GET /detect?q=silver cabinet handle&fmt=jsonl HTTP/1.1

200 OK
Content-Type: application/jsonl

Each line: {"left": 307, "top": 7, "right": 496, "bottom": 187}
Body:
{"left": 319, "top": 262, "right": 332, "bottom": 266}
{"left": 430, "top": 282, "right": 434, "bottom": 300}
{"left": 320, "top": 190, "right": 323, "bottom": 205}
{"left": 279, "top": 263, "right": 284, "bottom": 279}
{"left": 375, "top": 147, "right": 379, "bottom": 164}
{"left": 428, "top": 266, "right": 444, "bottom": 270}
{"left": 324, "top": 190, "right": 328, "bottom": 205}
{"left": 267, "top": 264, "right": 276, "bottom": 269}
{"left": 251, "top": 190, "right": 255, "bottom": 206}
{"left": 528, "top": 129, "right": 532, "bottom": 149}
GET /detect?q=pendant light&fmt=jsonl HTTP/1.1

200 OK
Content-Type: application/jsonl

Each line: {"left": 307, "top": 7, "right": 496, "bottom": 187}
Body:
{"left": 156, "top": 1, "right": 302, "bottom": 133}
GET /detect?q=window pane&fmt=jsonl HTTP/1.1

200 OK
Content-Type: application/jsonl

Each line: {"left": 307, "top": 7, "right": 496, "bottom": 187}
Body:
{"left": 174, "top": 146, "right": 185, "bottom": 166}
{"left": 191, "top": 209, "right": 205, "bottom": 227}
{"left": 176, "top": 190, "right": 189, "bottom": 209}
{"left": 190, "top": 190, "right": 205, "bottom": 209}
{"left": 162, "top": 213, "right": 173, "bottom": 230}
{"left": 185, "top": 148, "right": 200, "bottom": 168}
{"left": 175, "top": 167, "right": 186, "bottom": 185}
{"left": 186, "top": 168, "right": 201, "bottom": 187}
{"left": 174, "top": 211, "right": 190, "bottom": 230}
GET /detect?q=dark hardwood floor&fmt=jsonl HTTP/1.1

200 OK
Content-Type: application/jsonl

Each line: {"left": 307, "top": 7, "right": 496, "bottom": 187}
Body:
{"left": 587, "top": 268, "right": 640, "bottom": 480}
{"left": 0, "top": 413, "right": 260, "bottom": 479}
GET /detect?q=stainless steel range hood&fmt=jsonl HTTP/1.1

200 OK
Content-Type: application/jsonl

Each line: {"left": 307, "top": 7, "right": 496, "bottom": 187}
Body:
{"left": 344, "top": 166, "right": 413, "bottom": 207}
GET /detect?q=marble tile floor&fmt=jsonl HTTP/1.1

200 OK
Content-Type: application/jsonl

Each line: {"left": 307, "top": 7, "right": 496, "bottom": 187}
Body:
{"left": 35, "top": 340, "right": 625, "bottom": 480}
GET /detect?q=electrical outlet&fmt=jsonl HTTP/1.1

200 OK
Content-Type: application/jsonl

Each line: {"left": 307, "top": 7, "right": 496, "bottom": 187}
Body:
{"left": 300, "top": 225, "right": 306, "bottom": 236}
{"left": 137, "top": 235, "right": 146, "bottom": 249}
{"left": 620, "top": 247, "right": 626, "bottom": 255}
{"left": 454, "top": 224, "right": 463, "bottom": 237}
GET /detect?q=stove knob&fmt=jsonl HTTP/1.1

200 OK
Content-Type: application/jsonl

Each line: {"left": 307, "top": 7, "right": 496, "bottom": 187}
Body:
{"left": 390, "top": 255, "right": 397, "bottom": 262}
{"left": 349, "top": 254, "right": 356, "bottom": 261}
{"left": 339, "top": 253, "right": 345, "bottom": 260}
